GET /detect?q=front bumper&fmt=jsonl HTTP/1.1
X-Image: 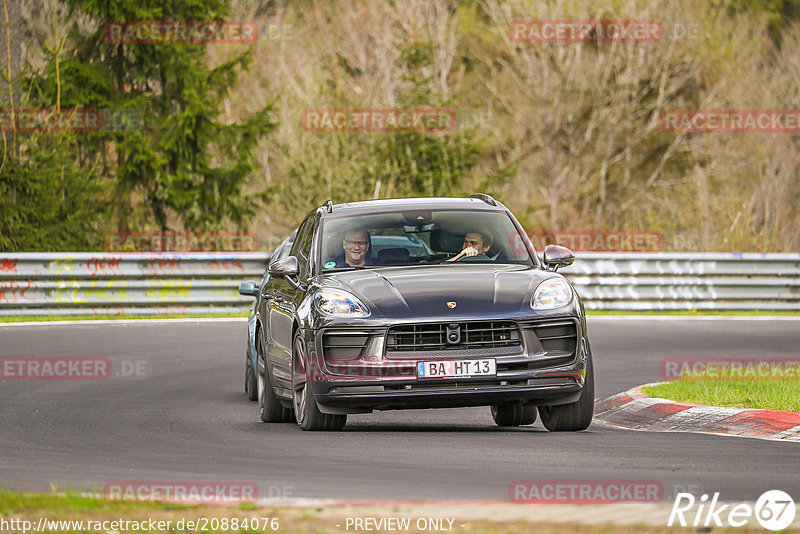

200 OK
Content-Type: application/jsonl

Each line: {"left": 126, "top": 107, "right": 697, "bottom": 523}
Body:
{"left": 303, "top": 316, "right": 588, "bottom": 413}
{"left": 313, "top": 377, "right": 583, "bottom": 412}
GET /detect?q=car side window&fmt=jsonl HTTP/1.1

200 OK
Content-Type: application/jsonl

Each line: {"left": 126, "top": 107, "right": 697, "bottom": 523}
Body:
{"left": 277, "top": 240, "right": 292, "bottom": 261}
{"left": 289, "top": 218, "right": 310, "bottom": 259}
{"left": 276, "top": 230, "right": 298, "bottom": 262}
{"left": 291, "top": 217, "right": 315, "bottom": 277}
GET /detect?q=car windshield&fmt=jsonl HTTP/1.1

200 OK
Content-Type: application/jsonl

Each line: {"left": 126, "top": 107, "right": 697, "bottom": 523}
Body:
{"left": 319, "top": 209, "right": 534, "bottom": 270}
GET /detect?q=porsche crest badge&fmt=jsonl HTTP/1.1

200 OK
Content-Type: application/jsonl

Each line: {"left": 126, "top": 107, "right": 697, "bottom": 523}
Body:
{"left": 446, "top": 301, "right": 457, "bottom": 309}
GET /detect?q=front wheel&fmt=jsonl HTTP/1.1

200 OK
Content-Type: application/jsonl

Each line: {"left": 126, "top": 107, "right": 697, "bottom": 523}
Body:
{"left": 291, "top": 333, "right": 346, "bottom": 431}
{"left": 539, "top": 340, "right": 595, "bottom": 431}
{"left": 491, "top": 404, "right": 538, "bottom": 426}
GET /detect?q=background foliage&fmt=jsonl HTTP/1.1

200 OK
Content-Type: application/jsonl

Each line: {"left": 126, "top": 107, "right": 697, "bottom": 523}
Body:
{"left": 2, "top": 0, "right": 800, "bottom": 252}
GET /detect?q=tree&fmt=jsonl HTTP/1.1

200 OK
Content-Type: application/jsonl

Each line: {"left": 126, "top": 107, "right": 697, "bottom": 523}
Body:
{"left": 1, "top": 0, "right": 276, "bottom": 251}
{"left": 1, "top": 0, "right": 109, "bottom": 251}
{"left": 265, "top": 6, "right": 481, "bottom": 225}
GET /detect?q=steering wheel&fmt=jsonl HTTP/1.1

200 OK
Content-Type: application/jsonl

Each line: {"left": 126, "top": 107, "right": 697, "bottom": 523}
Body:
{"left": 454, "top": 253, "right": 493, "bottom": 263}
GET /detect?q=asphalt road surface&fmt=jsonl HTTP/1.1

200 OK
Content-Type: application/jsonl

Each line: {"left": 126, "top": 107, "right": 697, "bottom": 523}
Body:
{"left": 1, "top": 317, "right": 798, "bottom": 503}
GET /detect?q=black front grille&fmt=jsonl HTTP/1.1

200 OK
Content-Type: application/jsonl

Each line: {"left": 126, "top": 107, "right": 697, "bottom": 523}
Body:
{"left": 386, "top": 321, "right": 521, "bottom": 354}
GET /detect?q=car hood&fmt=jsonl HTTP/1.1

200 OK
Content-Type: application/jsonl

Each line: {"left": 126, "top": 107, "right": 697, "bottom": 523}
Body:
{"left": 318, "top": 264, "right": 563, "bottom": 320}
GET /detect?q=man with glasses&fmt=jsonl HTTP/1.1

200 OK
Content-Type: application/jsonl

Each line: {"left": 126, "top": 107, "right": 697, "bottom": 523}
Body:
{"left": 339, "top": 229, "right": 371, "bottom": 268}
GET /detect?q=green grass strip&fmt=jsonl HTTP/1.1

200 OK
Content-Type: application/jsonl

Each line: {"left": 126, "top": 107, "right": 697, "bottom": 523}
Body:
{"left": 0, "top": 488, "right": 188, "bottom": 515}
{"left": 643, "top": 380, "right": 800, "bottom": 412}
{"left": 1, "top": 487, "right": 771, "bottom": 533}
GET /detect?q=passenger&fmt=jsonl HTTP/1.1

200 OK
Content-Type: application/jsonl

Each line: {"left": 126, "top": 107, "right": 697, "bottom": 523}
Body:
{"left": 446, "top": 231, "right": 493, "bottom": 262}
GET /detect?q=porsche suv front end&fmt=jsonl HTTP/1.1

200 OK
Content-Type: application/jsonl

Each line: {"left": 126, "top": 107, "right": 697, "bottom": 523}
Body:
{"left": 250, "top": 196, "right": 595, "bottom": 431}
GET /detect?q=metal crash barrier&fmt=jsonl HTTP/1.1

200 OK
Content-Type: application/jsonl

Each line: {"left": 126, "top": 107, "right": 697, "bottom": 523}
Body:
{"left": 0, "top": 253, "right": 268, "bottom": 316}
{"left": 570, "top": 253, "right": 800, "bottom": 311}
{"left": 0, "top": 252, "right": 798, "bottom": 315}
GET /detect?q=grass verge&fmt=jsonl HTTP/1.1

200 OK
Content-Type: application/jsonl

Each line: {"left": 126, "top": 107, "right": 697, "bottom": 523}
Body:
{"left": 642, "top": 380, "right": 800, "bottom": 412}
{"left": 0, "top": 489, "right": 770, "bottom": 533}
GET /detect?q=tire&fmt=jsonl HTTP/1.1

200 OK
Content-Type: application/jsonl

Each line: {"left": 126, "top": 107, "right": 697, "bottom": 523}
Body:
{"left": 257, "top": 329, "right": 292, "bottom": 423}
{"left": 291, "top": 333, "right": 346, "bottom": 431}
{"left": 491, "top": 403, "right": 538, "bottom": 426}
{"left": 245, "top": 349, "right": 257, "bottom": 401}
{"left": 539, "top": 340, "right": 595, "bottom": 432}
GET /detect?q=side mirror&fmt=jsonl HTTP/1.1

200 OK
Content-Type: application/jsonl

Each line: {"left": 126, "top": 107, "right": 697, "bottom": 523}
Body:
{"left": 238, "top": 280, "right": 258, "bottom": 298}
{"left": 543, "top": 245, "right": 575, "bottom": 271}
{"left": 268, "top": 256, "right": 305, "bottom": 290}
{"left": 268, "top": 256, "right": 300, "bottom": 277}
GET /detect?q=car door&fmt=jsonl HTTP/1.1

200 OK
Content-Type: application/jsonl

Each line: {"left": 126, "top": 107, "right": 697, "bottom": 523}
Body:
{"left": 267, "top": 217, "right": 314, "bottom": 391}
{"left": 258, "top": 231, "right": 297, "bottom": 316}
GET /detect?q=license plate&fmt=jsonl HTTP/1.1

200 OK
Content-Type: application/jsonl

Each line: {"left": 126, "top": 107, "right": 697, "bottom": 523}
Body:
{"left": 416, "top": 359, "right": 496, "bottom": 379}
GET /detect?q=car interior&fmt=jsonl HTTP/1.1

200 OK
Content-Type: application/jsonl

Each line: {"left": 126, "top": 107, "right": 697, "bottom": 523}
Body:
{"left": 322, "top": 225, "right": 510, "bottom": 267}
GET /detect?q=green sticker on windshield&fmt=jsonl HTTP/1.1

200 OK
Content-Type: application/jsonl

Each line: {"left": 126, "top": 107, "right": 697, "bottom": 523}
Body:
{"left": 324, "top": 261, "right": 336, "bottom": 268}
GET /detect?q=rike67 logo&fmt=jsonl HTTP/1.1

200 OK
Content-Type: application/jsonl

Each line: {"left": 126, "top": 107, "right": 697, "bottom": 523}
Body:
{"left": 669, "top": 490, "right": 796, "bottom": 531}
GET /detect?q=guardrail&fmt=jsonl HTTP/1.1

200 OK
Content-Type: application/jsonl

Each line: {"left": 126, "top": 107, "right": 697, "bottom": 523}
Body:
{"left": 0, "top": 253, "right": 267, "bottom": 316}
{"left": 571, "top": 253, "right": 800, "bottom": 310}
{"left": 0, "top": 252, "right": 798, "bottom": 315}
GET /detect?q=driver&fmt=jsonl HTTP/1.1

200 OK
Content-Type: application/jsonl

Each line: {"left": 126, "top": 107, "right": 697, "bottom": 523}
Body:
{"left": 446, "top": 231, "right": 493, "bottom": 262}
{"left": 334, "top": 229, "right": 371, "bottom": 268}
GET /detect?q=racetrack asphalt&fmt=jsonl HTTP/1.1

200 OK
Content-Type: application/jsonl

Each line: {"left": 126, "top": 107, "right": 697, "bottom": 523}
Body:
{"left": 1, "top": 317, "right": 798, "bottom": 503}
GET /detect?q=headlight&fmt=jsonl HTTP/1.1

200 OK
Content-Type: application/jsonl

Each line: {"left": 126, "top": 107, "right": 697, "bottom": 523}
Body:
{"left": 315, "top": 289, "right": 370, "bottom": 317}
{"left": 531, "top": 278, "right": 573, "bottom": 309}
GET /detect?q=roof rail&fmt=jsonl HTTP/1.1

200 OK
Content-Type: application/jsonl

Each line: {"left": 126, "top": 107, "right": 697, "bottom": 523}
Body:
{"left": 324, "top": 200, "right": 333, "bottom": 213}
{"left": 469, "top": 193, "right": 497, "bottom": 206}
